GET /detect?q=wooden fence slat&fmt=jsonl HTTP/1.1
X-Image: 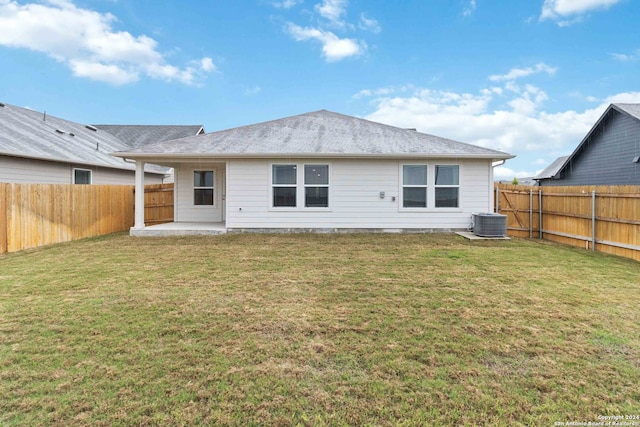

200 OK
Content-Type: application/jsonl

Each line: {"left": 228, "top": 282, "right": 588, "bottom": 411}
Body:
{"left": 496, "top": 183, "right": 640, "bottom": 262}
{"left": 0, "top": 183, "right": 7, "bottom": 254}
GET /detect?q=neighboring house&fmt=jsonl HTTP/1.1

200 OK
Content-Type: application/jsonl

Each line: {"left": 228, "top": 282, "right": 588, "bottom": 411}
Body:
{"left": 0, "top": 102, "right": 167, "bottom": 185}
{"left": 536, "top": 103, "right": 640, "bottom": 186}
{"left": 95, "top": 124, "right": 205, "bottom": 183}
{"left": 93, "top": 124, "right": 204, "bottom": 149}
{"left": 534, "top": 155, "right": 569, "bottom": 183}
{"left": 115, "top": 110, "right": 514, "bottom": 234}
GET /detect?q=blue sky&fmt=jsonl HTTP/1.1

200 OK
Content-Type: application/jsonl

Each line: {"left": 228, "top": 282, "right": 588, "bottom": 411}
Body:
{"left": 1, "top": 0, "right": 639, "bottom": 180}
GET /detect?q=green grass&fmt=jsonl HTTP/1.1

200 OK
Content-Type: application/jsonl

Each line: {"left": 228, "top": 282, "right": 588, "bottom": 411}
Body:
{"left": 1, "top": 233, "right": 639, "bottom": 426}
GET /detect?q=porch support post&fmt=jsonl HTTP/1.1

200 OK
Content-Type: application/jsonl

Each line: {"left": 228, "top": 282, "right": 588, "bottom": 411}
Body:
{"left": 132, "top": 160, "right": 146, "bottom": 231}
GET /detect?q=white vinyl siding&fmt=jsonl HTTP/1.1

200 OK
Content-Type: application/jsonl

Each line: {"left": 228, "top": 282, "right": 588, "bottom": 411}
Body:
{"left": 226, "top": 158, "right": 492, "bottom": 230}
{"left": 174, "top": 163, "right": 225, "bottom": 222}
{"left": 0, "top": 155, "right": 164, "bottom": 185}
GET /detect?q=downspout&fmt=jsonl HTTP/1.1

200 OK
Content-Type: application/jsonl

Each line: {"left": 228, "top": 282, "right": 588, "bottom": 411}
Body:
{"left": 491, "top": 160, "right": 506, "bottom": 213}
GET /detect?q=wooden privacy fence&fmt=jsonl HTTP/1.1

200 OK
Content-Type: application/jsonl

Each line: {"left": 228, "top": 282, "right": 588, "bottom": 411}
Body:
{"left": 495, "top": 183, "right": 640, "bottom": 262}
{"left": 1, "top": 183, "right": 175, "bottom": 254}
{"left": 0, "top": 183, "right": 135, "bottom": 254}
{"left": 143, "top": 183, "right": 174, "bottom": 225}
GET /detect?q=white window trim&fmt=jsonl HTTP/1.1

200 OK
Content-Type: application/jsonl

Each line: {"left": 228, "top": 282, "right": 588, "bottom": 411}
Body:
{"left": 434, "top": 164, "right": 461, "bottom": 209}
{"left": 398, "top": 162, "right": 463, "bottom": 212}
{"left": 400, "top": 163, "right": 428, "bottom": 209}
{"left": 73, "top": 167, "right": 92, "bottom": 185}
{"left": 193, "top": 170, "right": 215, "bottom": 207}
{"left": 269, "top": 162, "right": 331, "bottom": 211}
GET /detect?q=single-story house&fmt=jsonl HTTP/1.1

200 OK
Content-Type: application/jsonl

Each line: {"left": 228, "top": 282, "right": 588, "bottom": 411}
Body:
{"left": 0, "top": 101, "right": 203, "bottom": 185}
{"left": 535, "top": 103, "right": 640, "bottom": 186}
{"left": 114, "top": 110, "right": 514, "bottom": 234}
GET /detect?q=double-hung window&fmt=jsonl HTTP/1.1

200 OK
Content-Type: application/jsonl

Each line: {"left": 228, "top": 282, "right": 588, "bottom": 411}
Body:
{"left": 194, "top": 170, "right": 214, "bottom": 205}
{"left": 272, "top": 164, "right": 297, "bottom": 207}
{"left": 434, "top": 165, "right": 459, "bottom": 208}
{"left": 304, "top": 165, "right": 329, "bottom": 208}
{"left": 272, "top": 163, "right": 330, "bottom": 208}
{"left": 402, "top": 165, "right": 428, "bottom": 208}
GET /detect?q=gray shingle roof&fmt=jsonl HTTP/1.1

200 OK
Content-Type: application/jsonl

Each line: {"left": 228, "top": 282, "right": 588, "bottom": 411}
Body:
{"left": 613, "top": 103, "right": 640, "bottom": 120}
{"left": 94, "top": 124, "right": 204, "bottom": 148}
{"left": 535, "top": 155, "right": 569, "bottom": 179}
{"left": 115, "top": 110, "right": 513, "bottom": 160}
{"left": 0, "top": 102, "right": 166, "bottom": 174}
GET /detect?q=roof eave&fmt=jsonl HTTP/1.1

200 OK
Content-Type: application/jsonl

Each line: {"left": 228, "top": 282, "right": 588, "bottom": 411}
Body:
{"left": 113, "top": 152, "right": 515, "bottom": 161}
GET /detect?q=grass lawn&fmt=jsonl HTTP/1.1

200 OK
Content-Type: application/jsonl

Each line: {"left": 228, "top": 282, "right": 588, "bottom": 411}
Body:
{"left": 1, "top": 233, "right": 639, "bottom": 426}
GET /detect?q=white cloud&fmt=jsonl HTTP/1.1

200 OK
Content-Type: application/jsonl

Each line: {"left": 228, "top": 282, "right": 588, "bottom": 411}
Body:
{"left": 286, "top": 23, "right": 364, "bottom": 62}
{"left": 281, "top": 0, "right": 374, "bottom": 62}
{"left": 315, "top": 0, "right": 348, "bottom": 26}
{"left": 489, "top": 63, "right": 557, "bottom": 82}
{"left": 494, "top": 166, "right": 534, "bottom": 181}
{"left": 540, "top": 0, "right": 622, "bottom": 24}
{"left": 272, "top": 0, "right": 301, "bottom": 8}
{"left": 244, "top": 85, "right": 262, "bottom": 96}
{"left": 463, "top": 0, "right": 476, "bottom": 17}
{"left": 200, "top": 57, "right": 216, "bottom": 72}
{"left": 356, "top": 66, "right": 640, "bottom": 177}
{"left": 610, "top": 50, "right": 640, "bottom": 62}
{"left": 69, "top": 59, "right": 139, "bottom": 85}
{"left": 0, "top": 0, "right": 215, "bottom": 85}
{"left": 359, "top": 13, "right": 381, "bottom": 33}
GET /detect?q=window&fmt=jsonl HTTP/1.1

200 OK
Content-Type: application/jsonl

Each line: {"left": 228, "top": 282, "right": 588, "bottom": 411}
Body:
{"left": 194, "top": 171, "right": 214, "bottom": 205}
{"left": 402, "top": 165, "right": 428, "bottom": 208}
{"left": 304, "top": 165, "right": 329, "bottom": 207}
{"left": 435, "top": 165, "right": 459, "bottom": 208}
{"left": 73, "top": 168, "right": 92, "bottom": 185}
{"left": 272, "top": 164, "right": 297, "bottom": 207}
{"left": 272, "top": 163, "right": 330, "bottom": 208}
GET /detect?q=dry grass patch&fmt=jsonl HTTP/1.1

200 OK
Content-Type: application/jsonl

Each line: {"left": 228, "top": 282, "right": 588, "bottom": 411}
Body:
{"left": 1, "top": 233, "right": 639, "bottom": 425}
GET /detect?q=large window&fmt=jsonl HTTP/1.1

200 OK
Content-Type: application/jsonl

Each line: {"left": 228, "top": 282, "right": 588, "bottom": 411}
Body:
{"left": 272, "top": 164, "right": 297, "bottom": 207}
{"left": 194, "top": 170, "right": 214, "bottom": 205}
{"left": 272, "top": 163, "right": 330, "bottom": 208}
{"left": 304, "top": 165, "right": 329, "bottom": 207}
{"left": 73, "top": 168, "right": 92, "bottom": 185}
{"left": 434, "top": 165, "right": 459, "bottom": 208}
{"left": 402, "top": 165, "right": 428, "bottom": 208}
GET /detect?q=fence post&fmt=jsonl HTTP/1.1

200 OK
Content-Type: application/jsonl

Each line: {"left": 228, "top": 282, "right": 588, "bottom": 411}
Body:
{"left": 529, "top": 189, "right": 533, "bottom": 239}
{"left": 592, "top": 190, "right": 596, "bottom": 251}
{"left": 538, "top": 189, "right": 543, "bottom": 239}
{"left": 495, "top": 185, "right": 499, "bottom": 213}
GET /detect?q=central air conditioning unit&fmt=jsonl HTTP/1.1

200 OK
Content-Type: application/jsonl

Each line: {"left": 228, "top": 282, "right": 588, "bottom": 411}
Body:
{"left": 473, "top": 213, "right": 507, "bottom": 237}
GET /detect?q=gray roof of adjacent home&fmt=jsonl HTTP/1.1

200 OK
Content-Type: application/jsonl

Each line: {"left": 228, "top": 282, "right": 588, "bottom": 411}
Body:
{"left": 535, "top": 155, "right": 570, "bottom": 180}
{"left": 115, "top": 110, "right": 514, "bottom": 160}
{"left": 614, "top": 103, "right": 640, "bottom": 120}
{"left": 94, "top": 124, "right": 204, "bottom": 148}
{"left": 535, "top": 103, "right": 640, "bottom": 181}
{"left": 0, "top": 102, "right": 166, "bottom": 174}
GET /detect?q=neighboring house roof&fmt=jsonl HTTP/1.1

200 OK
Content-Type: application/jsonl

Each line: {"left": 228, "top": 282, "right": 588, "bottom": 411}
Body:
{"left": 536, "top": 103, "right": 640, "bottom": 182}
{"left": 0, "top": 102, "right": 165, "bottom": 174}
{"left": 615, "top": 103, "right": 640, "bottom": 120}
{"left": 115, "top": 110, "right": 514, "bottom": 160}
{"left": 535, "top": 155, "right": 570, "bottom": 180}
{"left": 94, "top": 124, "right": 204, "bottom": 149}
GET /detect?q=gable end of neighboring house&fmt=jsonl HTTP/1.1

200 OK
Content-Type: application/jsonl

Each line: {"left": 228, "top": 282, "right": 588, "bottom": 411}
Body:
{"left": 537, "top": 104, "right": 640, "bottom": 186}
